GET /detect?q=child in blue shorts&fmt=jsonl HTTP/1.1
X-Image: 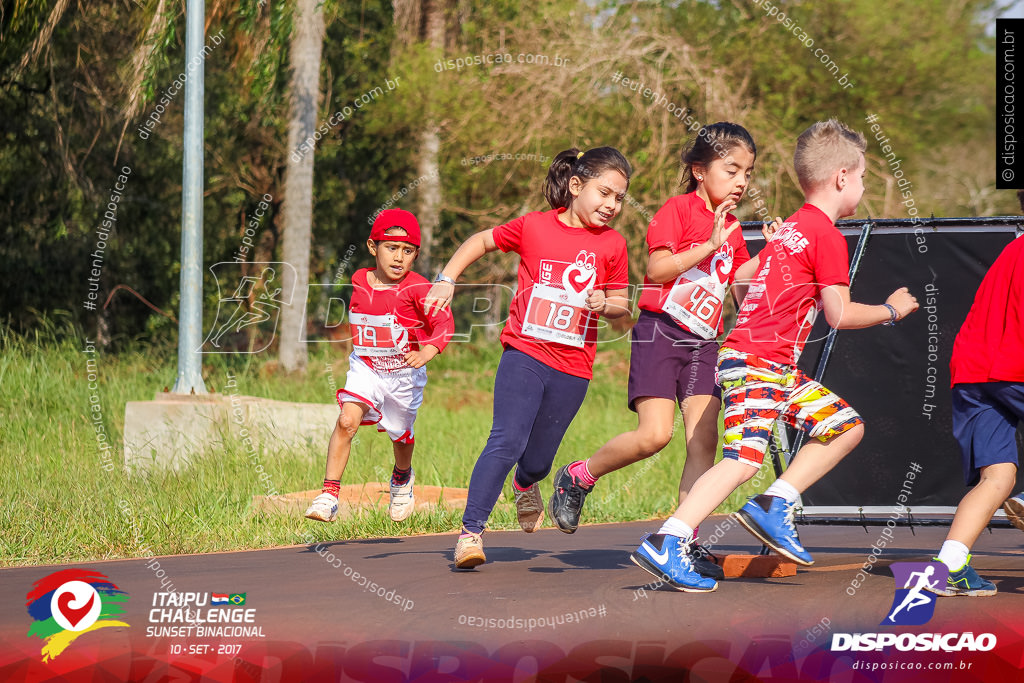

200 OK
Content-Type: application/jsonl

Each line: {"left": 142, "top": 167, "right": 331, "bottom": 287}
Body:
{"left": 927, "top": 233, "right": 1024, "bottom": 596}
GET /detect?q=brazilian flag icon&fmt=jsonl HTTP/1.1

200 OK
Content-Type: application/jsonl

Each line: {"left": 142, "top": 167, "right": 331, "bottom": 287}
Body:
{"left": 228, "top": 593, "right": 246, "bottom": 605}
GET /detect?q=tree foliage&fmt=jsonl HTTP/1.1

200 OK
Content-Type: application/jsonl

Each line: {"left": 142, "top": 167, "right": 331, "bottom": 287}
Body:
{"left": 0, "top": 0, "right": 1010, "bottom": 349}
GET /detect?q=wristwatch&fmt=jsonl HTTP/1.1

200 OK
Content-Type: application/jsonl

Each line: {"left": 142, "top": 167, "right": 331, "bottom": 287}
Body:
{"left": 434, "top": 273, "right": 456, "bottom": 285}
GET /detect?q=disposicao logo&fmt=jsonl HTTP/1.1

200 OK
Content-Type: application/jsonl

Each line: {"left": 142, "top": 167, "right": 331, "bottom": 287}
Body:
{"left": 830, "top": 560, "right": 996, "bottom": 653}
{"left": 25, "top": 569, "right": 129, "bottom": 662}
{"left": 883, "top": 561, "right": 947, "bottom": 626}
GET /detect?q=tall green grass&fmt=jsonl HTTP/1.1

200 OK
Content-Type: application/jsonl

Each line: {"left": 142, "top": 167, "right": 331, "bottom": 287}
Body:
{"left": 0, "top": 323, "right": 775, "bottom": 567}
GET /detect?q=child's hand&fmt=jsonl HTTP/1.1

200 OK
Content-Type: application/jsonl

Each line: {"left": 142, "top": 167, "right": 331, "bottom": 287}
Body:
{"left": 585, "top": 288, "right": 606, "bottom": 314}
{"left": 404, "top": 346, "right": 439, "bottom": 368}
{"left": 886, "top": 287, "right": 919, "bottom": 320}
{"left": 762, "top": 216, "right": 782, "bottom": 241}
{"left": 708, "top": 199, "right": 740, "bottom": 250}
{"left": 424, "top": 282, "right": 454, "bottom": 316}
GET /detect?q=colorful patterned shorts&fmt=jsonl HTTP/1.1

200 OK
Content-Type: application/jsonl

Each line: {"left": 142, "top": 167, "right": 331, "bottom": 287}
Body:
{"left": 718, "top": 347, "right": 863, "bottom": 467}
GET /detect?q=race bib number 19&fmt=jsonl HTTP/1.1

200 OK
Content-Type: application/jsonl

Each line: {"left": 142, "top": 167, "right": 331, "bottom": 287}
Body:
{"left": 350, "top": 312, "right": 408, "bottom": 357}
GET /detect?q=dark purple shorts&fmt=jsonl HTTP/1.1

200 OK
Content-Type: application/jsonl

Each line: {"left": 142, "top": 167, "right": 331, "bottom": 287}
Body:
{"left": 627, "top": 310, "right": 721, "bottom": 412}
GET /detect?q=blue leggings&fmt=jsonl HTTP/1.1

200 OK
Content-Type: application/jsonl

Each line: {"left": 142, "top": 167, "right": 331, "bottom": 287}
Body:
{"left": 461, "top": 348, "right": 589, "bottom": 534}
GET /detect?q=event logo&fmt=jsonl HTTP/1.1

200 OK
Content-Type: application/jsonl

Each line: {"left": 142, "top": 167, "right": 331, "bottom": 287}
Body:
{"left": 202, "top": 262, "right": 295, "bottom": 353}
{"left": 883, "top": 561, "right": 948, "bottom": 626}
{"left": 25, "top": 569, "right": 129, "bottom": 662}
{"left": 211, "top": 592, "right": 246, "bottom": 605}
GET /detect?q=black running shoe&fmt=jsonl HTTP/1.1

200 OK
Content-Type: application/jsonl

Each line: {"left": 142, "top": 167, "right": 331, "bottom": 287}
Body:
{"left": 688, "top": 542, "right": 724, "bottom": 580}
{"left": 548, "top": 463, "right": 593, "bottom": 534}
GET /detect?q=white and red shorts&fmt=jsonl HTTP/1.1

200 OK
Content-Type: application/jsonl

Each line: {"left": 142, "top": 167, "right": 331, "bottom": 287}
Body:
{"left": 336, "top": 354, "right": 427, "bottom": 444}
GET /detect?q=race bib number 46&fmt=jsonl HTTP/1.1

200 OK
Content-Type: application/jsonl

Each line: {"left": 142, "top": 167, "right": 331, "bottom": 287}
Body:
{"left": 662, "top": 244, "right": 733, "bottom": 339}
{"left": 521, "top": 254, "right": 596, "bottom": 348}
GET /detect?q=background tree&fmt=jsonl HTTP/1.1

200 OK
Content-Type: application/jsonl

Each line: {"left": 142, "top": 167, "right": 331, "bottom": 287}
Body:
{"left": 279, "top": 0, "right": 325, "bottom": 374}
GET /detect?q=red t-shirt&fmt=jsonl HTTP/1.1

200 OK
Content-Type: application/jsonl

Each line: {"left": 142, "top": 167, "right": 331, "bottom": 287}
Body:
{"left": 492, "top": 209, "right": 629, "bottom": 379}
{"left": 950, "top": 236, "right": 1024, "bottom": 385}
{"left": 348, "top": 268, "right": 454, "bottom": 373}
{"left": 725, "top": 203, "right": 850, "bottom": 365}
{"left": 637, "top": 192, "right": 751, "bottom": 338}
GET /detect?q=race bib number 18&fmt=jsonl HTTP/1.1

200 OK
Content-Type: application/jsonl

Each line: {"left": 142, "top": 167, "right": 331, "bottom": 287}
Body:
{"left": 521, "top": 255, "right": 596, "bottom": 348}
{"left": 522, "top": 283, "right": 588, "bottom": 347}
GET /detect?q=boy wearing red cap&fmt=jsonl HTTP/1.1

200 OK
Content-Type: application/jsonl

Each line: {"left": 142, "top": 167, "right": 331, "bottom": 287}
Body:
{"left": 305, "top": 209, "right": 454, "bottom": 523}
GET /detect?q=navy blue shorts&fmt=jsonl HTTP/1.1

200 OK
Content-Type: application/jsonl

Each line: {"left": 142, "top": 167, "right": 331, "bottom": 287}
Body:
{"left": 952, "top": 382, "right": 1024, "bottom": 486}
{"left": 627, "top": 310, "right": 721, "bottom": 412}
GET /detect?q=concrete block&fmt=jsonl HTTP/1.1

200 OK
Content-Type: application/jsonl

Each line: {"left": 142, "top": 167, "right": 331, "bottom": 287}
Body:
{"left": 123, "top": 393, "right": 338, "bottom": 472}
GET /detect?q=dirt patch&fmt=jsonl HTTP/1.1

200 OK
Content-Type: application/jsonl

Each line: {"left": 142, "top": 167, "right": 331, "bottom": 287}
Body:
{"left": 254, "top": 483, "right": 469, "bottom": 518}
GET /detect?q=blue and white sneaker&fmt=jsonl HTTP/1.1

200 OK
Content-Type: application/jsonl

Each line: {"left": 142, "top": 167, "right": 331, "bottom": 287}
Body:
{"left": 927, "top": 556, "right": 997, "bottom": 597}
{"left": 304, "top": 492, "right": 339, "bottom": 522}
{"left": 630, "top": 533, "right": 718, "bottom": 592}
{"left": 734, "top": 494, "right": 814, "bottom": 566}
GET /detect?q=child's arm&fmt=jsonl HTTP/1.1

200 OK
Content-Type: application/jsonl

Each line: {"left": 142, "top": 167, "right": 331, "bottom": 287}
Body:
{"left": 732, "top": 217, "right": 781, "bottom": 303}
{"left": 646, "top": 201, "right": 739, "bottom": 284}
{"left": 404, "top": 345, "right": 440, "bottom": 369}
{"left": 584, "top": 287, "right": 631, "bottom": 319}
{"left": 398, "top": 283, "right": 456, "bottom": 368}
{"left": 821, "top": 285, "right": 919, "bottom": 329}
{"left": 423, "top": 229, "right": 499, "bottom": 315}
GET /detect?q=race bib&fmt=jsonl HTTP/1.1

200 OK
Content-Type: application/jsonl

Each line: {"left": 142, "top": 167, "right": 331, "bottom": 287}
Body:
{"left": 662, "top": 243, "right": 733, "bottom": 339}
{"left": 350, "top": 312, "right": 409, "bottom": 357}
{"left": 521, "top": 253, "right": 597, "bottom": 348}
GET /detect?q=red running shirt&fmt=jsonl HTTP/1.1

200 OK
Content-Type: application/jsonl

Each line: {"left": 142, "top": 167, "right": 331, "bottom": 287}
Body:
{"left": 348, "top": 268, "right": 454, "bottom": 373}
{"left": 492, "top": 209, "right": 629, "bottom": 379}
{"left": 950, "top": 236, "right": 1024, "bottom": 385}
{"left": 637, "top": 192, "right": 751, "bottom": 338}
{"left": 725, "top": 203, "right": 850, "bottom": 365}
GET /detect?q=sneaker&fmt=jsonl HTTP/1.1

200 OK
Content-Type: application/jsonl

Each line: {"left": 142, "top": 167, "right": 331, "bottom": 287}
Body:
{"left": 454, "top": 528, "right": 486, "bottom": 569}
{"left": 630, "top": 533, "right": 718, "bottom": 592}
{"left": 927, "top": 556, "right": 997, "bottom": 597}
{"left": 513, "top": 480, "right": 545, "bottom": 532}
{"left": 304, "top": 492, "right": 339, "bottom": 523}
{"left": 548, "top": 463, "right": 593, "bottom": 534}
{"left": 734, "top": 494, "right": 814, "bottom": 566}
{"left": 1003, "top": 493, "right": 1024, "bottom": 532}
{"left": 688, "top": 541, "right": 725, "bottom": 580}
{"left": 389, "top": 468, "right": 415, "bottom": 522}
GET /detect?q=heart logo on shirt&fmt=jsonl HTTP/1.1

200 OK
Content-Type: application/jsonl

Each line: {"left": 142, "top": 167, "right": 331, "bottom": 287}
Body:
{"left": 563, "top": 250, "right": 597, "bottom": 294}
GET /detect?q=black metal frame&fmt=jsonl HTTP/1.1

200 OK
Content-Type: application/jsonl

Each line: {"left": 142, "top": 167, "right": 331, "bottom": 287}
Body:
{"left": 738, "top": 217, "right": 1024, "bottom": 528}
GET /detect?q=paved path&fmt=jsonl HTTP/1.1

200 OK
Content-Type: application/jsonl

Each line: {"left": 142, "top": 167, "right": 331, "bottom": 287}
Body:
{"left": 3, "top": 517, "right": 1023, "bottom": 681}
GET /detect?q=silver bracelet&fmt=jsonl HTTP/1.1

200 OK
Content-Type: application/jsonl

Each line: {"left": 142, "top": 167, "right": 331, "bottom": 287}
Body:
{"left": 434, "top": 273, "right": 456, "bottom": 286}
{"left": 882, "top": 303, "right": 898, "bottom": 326}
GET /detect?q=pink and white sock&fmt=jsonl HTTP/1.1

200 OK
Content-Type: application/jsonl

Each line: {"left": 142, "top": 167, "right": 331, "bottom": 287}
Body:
{"left": 568, "top": 460, "right": 597, "bottom": 487}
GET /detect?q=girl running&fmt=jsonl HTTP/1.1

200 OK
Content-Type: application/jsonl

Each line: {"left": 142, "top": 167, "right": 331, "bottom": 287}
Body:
{"left": 547, "top": 123, "right": 775, "bottom": 579}
{"left": 424, "top": 147, "right": 633, "bottom": 569}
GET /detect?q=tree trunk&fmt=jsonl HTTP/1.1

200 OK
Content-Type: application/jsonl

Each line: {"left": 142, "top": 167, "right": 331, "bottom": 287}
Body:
{"left": 279, "top": 0, "right": 324, "bottom": 374}
{"left": 413, "top": 0, "right": 446, "bottom": 277}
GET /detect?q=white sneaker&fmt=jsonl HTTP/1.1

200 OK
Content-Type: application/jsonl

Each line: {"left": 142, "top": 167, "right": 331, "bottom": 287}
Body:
{"left": 389, "top": 468, "right": 415, "bottom": 522}
{"left": 304, "top": 492, "right": 339, "bottom": 522}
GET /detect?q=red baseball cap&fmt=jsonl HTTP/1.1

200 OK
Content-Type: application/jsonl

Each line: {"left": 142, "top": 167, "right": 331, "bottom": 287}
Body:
{"left": 370, "top": 209, "right": 421, "bottom": 247}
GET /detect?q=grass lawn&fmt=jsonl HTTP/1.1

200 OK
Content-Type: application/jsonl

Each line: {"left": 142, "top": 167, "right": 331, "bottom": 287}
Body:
{"left": 0, "top": 324, "right": 776, "bottom": 567}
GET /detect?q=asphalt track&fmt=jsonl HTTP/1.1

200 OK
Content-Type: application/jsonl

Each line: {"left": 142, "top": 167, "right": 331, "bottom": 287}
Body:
{"left": 3, "top": 517, "right": 1024, "bottom": 682}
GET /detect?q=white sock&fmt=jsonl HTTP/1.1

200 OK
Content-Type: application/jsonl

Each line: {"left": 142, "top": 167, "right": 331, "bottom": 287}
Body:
{"left": 764, "top": 479, "right": 800, "bottom": 504}
{"left": 937, "top": 540, "right": 969, "bottom": 571}
{"left": 658, "top": 517, "right": 693, "bottom": 540}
